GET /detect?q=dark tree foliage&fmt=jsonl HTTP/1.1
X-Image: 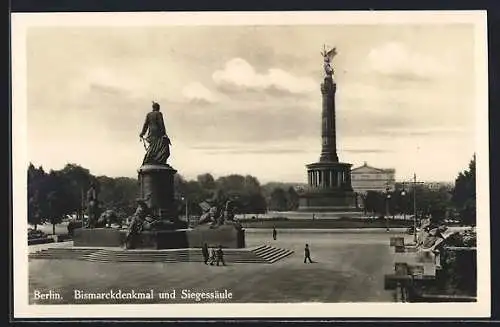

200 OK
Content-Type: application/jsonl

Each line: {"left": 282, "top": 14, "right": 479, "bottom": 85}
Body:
{"left": 269, "top": 187, "right": 288, "bottom": 211}
{"left": 27, "top": 162, "right": 300, "bottom": 226}
{"left": 287, "top": 187, "right": 300, "bottom": 211}
{"left": 451, "top": 155, "right": 476, "bottom": 226}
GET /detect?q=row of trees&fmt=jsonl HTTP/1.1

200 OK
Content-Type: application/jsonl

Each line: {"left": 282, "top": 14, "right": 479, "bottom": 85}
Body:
{"left": 174, "top": 173, "right": 268, "bottom": 216}
{"left": 27, "top": 163, "right": 287, "bottom": 232}
{"left": 360, "top": 186, "right": 452, "bottom": 221}
{"left": 28, "top": 163, "right": 97, "bottom": 234}
{"left": 27, "top": 155, "right": 477, "bottom": 231}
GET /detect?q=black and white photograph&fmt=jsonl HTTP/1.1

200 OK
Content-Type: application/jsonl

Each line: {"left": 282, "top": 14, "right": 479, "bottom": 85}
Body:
{"left": 12, "top": 10, "right": 490, "bottom": 318}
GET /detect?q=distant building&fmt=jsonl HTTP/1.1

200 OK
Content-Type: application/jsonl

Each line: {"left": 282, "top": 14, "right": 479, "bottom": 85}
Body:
{"left": 350, "top": 162, "right": 396, "bottom": 194}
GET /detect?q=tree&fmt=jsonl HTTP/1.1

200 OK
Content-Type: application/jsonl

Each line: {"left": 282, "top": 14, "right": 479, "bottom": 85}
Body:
{"left": 197, "top": 173, "right": 216, "bottom": 190}
{"left": 214, "top": 174, "right": 266, "bottom": 214}
{"left": 44, "top": 171, "right": 72, "bottom": 235}
{"left": 97, "top": 176, "right": 139, "bottom": 217}
{"left": 246, "top": 193, "right": 267, "bottom": 214}
{"left": 269, "top": 187, "right": 288, "bottom": 211}
{"left": 216, "top": 175, "right": 246, "bottom": 194}
{"left": 46, "top": 191, "right": 65, "bottom": 235}
{"left": 174, "top": 174, "right": 188, "bottom": 198}
{"left": 28, "top": 163, "right": 47, "bottom": 229}
{"left": 286, "top": 187, "right": 299, "bottom": 211}
{"left": 28, "top": 191, "right": 43, "bottom": 230}
{"left": 243, "top": 175, "right": 261, "bottom": 195}
{"left": 452, "top": 155, "right": 476, "bottom": 226}
{"left": 364, "top": 191, "right": 385, "bottom": 216}
{"left": 58, "top": 163, "right": 94, "bottom": 219}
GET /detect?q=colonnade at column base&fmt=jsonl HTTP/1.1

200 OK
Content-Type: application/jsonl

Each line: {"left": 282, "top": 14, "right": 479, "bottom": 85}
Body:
{"left": 299, "top": 161, "right": 361, "bottom": 213}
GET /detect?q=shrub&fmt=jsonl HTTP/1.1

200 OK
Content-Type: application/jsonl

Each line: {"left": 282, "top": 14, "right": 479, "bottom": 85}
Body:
{"left": 27, "top": 228, "right": 48, "bottom": 240}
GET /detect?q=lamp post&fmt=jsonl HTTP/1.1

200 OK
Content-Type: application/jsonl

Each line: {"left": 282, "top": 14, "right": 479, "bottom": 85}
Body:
{"left": 385, "top": 187, "right": 391, "bottom": 231}
{"left": 181, "top": 196, "right": 189, "bottom": 227}
{"left": 412, "top": 173, "right": 418, "bottom": 243}
{"left": 400, "top": 188, "right": 406, "bottom": 221}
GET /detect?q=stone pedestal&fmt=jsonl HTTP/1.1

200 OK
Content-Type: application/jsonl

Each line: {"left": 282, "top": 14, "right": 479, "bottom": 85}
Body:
{"left": 73, "top": 228, "right": 125, "bottom": 247}
{"left": 138, "top": 164, "right": 181, "bottom": 225}
{"left": 72, "top": 225, "right": 245, "bottom": 249}
{"left": 187, "top": 224, "right": 245, "bottom": 248}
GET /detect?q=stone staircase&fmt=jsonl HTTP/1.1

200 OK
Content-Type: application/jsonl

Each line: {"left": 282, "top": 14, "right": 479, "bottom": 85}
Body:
{"left": 28, "top": 248, "right": 97, "bottom": 260}
{"left": 28, "top": 245, "right": 294, "bottom": 264}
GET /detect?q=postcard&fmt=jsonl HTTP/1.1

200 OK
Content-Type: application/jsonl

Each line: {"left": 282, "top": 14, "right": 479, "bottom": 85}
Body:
{"left": 12, "top": 10, "right": 490, "bottom": 319}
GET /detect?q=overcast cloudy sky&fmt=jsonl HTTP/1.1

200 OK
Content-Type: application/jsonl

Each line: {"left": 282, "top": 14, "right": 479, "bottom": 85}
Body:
{"left": 25, "top": 22, "right": 477, "bottom": 183}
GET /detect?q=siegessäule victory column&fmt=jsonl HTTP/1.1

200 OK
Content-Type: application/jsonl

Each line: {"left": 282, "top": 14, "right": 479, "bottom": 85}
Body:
{"left": 298, "top": 46, "right": 359, "bottom": 214}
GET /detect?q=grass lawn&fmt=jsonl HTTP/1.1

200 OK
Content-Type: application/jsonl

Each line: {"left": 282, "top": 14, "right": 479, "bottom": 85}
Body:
{"left": 28, "top": 232, "right": 400, "bottom": 304}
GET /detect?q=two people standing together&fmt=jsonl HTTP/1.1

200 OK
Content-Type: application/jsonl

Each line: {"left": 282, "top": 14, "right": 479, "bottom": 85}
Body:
{"left": 201, "top": 243, "right": 226, "bottom": 266}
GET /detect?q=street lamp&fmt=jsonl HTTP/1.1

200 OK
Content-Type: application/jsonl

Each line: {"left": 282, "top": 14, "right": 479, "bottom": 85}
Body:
{"left": 181, "top": 196, "right": 189, "bottom": 227}
{"left": 412, "top": 173, "right": 420, "bottom": 244}
{"left": 400, "top": 188, "right": 406, "bottom": 220}
{"left": 385, "top": 187, "right": 391, "bottom": 231}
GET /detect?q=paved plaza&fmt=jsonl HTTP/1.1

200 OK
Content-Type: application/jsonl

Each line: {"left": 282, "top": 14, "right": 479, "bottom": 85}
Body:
{"left": 28, "top": 230, "right": 408, "bottom": 304}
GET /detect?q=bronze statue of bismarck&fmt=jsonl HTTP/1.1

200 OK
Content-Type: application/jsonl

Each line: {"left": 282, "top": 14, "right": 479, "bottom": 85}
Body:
{"left": 139, "top": 102, "right": 171, "bottom": 166}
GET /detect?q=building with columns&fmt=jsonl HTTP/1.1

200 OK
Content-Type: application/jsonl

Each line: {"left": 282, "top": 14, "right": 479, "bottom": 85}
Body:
{"left": 306, "top": 166, "right": 352, "bottom": 189}
{"left": 350, "top": 162, "right": 396, "bottom": 194}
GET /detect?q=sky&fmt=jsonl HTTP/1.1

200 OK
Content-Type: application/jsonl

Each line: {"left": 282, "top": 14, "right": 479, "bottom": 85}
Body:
{"left": 25, "top": 23, "right": 478, "bottom": 184}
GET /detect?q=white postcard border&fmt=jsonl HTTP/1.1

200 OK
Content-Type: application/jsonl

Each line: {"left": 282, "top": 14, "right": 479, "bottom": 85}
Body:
{"left": 11, "top": 10, "right": 490, "bottom": 319}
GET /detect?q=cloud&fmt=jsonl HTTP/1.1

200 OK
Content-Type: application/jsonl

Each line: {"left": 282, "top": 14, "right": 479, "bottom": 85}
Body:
{"left": 168, "top": 103, "right": 319, "bottom": 144}
{"left": 367, "top": 42, "right": 453, "bottom": 80}
{"left": 212, "top": 58, "right": 316, "bottom": 95}
{"left": 191, "top": 145, "right": 309, "bottom": 155}
{"left": 79, "top": 67, "right": 142, "bottom": 96}
{"left": 370, "top": 126, "right": 468, "bottom": 137}
{"left": 181, "top": 82, "right": 219, "bottom": 104}
{"left": 343, "top": 149, "right": 392, "bottom": 154}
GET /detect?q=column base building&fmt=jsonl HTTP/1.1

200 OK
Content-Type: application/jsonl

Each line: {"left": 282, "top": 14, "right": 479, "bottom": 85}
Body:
{"left": 298, "top": 162, "right": 358, "bottom": 212}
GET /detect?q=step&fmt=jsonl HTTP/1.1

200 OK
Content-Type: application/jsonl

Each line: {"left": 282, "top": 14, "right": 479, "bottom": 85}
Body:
{"left": 261, "top": 248, "right": 289, "bottom": 261}
{"left": 30, "top": 245, "right": 294, "bottom": 264}
{"left": 252, "top": 246, "right": 275, "bottom": 257}
{"left": 268, "top": 251, "right": 294, "bottom": 264}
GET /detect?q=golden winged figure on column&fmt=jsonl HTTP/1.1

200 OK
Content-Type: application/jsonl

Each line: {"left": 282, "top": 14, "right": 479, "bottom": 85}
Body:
{"left": 321, "top": 45, "right": 337, "bottom": 78}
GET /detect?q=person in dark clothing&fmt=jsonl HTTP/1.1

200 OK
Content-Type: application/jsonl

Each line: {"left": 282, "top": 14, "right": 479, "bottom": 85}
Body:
{"left": 304, "top": 243, "right": 313, "bottom": 263}
{"left": 208, "top": 248, "right": 216, "bottom": 265}
{"left": 272, "top": 227, "right": 277, "bottom": 240}
{"left": 201, "top": 243, "right": 210, "bottom": 264}
{"left": 216, "top": 245, "right": 226, "bottom": 266}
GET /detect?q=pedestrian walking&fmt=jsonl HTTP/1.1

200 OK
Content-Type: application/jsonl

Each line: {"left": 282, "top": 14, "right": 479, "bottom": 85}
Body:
{"left": 208, "top": 248, "right": 216, "bottom": 265}
{"left": 304, "top": 243, "right": 313, "bottom": 263}
{"left": 216, "top": 245, "right": 226, "bottom": 266}
{"left": 272, "top": 226, "right": 277, "bottom": 240}
{"left": 201, "top": 243, "right": 209, "bottom": 264}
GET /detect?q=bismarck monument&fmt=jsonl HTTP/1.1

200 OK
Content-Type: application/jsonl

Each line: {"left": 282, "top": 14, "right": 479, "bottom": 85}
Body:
{"left": 298, "top": 46, "right": 358, "bottom": 213}
{"left": 137, "top": 101, "right": 182, "bottom": 228}
{"left": 74, "top": 101, "right": 244, "bottom": 249}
